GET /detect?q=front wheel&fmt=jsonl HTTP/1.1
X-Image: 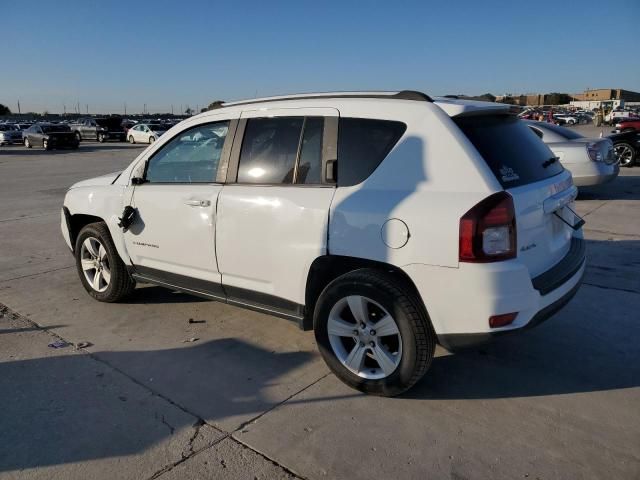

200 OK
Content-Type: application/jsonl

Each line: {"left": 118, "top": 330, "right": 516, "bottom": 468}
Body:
{"left": 314, "top": 269, "right": 436, "bottom": 396}
{"left": 43, "top": 139, "right": 50, "bottom": 150}
{"left": 128, "top": 135, "right": 135, "bottom": 144}
{"left": 615, "top": 143, "right": 636, "bottom": 167}
{"left": 98, "top": 133, "right": 106, "bottom": 143}
{"left": 75, "top": 222, "right": 135, "bottom": 302}
{"left": 148, "top": 136, "right": 155, "bottom": 144}
{"left": 75, "top": 132, "right": 82, "bottom": 142}
{"left": 24, "top": 137, "right": 32, "bottom": 148}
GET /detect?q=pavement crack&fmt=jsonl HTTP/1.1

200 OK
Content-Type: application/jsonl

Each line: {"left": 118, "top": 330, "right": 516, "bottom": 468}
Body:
{"left": 229, "top": 436, "right": 306, "bottom": 479}
{"left": 234, "top": 371, "right": 331, "bottom": 433}
{"left": 584, "top": 228, "right": 640, "bottom": 239}
{"left": 583, "top": 282, "right": 640, "bottom": 295}
{"left": 154, "top": 412, "right": 176, "bottom": 435}
{"left": 0, "top": 265, "right": 75, "bottom": 283}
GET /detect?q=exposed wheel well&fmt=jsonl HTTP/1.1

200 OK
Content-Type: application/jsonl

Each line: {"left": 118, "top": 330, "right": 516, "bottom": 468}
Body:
{"left": 67, "top": 213, "right": 105, "bottom": 251}
{"left": 303, "top": 255, "right": 425, "bottom": 331}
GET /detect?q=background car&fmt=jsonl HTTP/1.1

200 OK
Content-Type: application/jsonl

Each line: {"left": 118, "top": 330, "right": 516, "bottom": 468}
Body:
{"left": 127, "top": 123, "right": 167, "bottom": 144}
{"left": 0, "top": 124, "right": 24, "bottom": 145}
{"left": 525, "top": 120, "right": 618, "bottom": 186}
{"left": 23, "top": 123, "right": 79, "bottom": 150}
{"left": 609, "top": 130, "right": 640, "bottom": 167}
{"left": 614, "top": 118, "right": 640, "bottom": 133}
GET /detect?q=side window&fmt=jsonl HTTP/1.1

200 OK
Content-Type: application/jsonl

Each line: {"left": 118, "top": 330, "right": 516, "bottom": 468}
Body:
{"left": 237, "top": 117, "right": 303, "bottom": 184}
{"left": 337, "top": 118, "right": 406, "bottom": 186}
{"left": 297, "top": 117, "right": 324, "bottom": 185}
{"left": 145, "top": 121, "right": 229, "bottom": 183}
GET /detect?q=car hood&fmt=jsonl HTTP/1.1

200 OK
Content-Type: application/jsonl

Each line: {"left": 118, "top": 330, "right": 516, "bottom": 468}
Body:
{"left": 69, "top": 171, "right": 122, "bottom": 189}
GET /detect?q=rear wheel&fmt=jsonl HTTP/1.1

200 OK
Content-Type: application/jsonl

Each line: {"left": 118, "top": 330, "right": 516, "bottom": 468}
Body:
{"left": 149, "top": 136, "right": 155, "bottom": 144}
{"left": 24, "top": 137, "right": 31, "bottom": 148}
{"left": 75, "top": 132, "right": 82, "bottom": 142}
{"left": 75, "top": 222, "right": 135, "bottom": 302}
{"left": 128, "top": 135, "right": 135, "bottom": 144}
{"left": 98, "top": 133, "right": 106, "bottom": 143}
{"left": 43, "top": 139, "right": 50, "bottom": 150}
{"left": 615, "top": 143, "right": 636, "bottom": 167}
{"left": 314, "top": 269, "right": 435, "bottom": 396}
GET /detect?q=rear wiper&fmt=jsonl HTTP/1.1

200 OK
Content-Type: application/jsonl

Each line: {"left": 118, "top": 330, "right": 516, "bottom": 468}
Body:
{"left": 542, "top": 156, "right": 558, "bottom": 168}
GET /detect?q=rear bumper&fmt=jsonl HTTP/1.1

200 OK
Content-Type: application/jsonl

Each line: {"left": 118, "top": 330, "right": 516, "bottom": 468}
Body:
{"left": 403, "top": 235, "right": 586, "bottom": 350}
{"left": 570, "top": 161, "right": 619, "bottom": 187}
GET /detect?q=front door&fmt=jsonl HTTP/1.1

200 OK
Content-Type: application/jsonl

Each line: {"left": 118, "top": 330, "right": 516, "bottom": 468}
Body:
{"left": 123, "top": 119, "right": 233, "bottom": 295}
{"left": 216, "top": 108, "right": 338, "bottom": 311}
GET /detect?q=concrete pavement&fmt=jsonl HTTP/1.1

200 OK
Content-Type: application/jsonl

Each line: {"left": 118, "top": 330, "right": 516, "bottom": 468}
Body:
{"left": 0, "top": 142, "right": 638, "bottom": 479}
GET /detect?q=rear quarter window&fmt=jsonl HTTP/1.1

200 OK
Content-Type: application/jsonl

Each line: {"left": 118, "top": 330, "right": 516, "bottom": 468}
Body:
{"left": 455, "top": 115, "right": 564, "bottom": 188}
{"left": 337, "top": 118, "right": 406, "bottom": 186}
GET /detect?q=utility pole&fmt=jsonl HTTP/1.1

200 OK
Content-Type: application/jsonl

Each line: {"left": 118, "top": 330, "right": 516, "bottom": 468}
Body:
{"left": 63, "top": 104, "right": 66, "bottom": 115}
{"left": 124, "top": 103, "right": 127, "bottom": 116}
{"left": 171, "top": 104, "right": 174, "bottom": 115}
{"left": 86, "top": 104, "right": 88, "bottom": 115}
{"left": 17, "top": 100, "right": 21, "bottom": 114}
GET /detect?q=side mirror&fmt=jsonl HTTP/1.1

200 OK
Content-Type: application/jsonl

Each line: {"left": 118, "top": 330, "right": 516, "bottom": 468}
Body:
{"left": 131, "top": 177, "right": 146, "bottom": 186}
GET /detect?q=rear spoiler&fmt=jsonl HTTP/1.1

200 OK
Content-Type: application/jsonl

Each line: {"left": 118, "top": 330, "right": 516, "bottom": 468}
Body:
{"left": 433, "top": 97, "right": 523, "bottom": 118}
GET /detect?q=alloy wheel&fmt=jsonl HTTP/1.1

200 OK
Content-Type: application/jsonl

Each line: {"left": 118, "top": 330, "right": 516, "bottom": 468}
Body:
{"left": 327, "top": 295, "right": 402, "bottom": 379}
{"left": 615, "top": 144, "right": 634, "bottom": 167}
{"left": 80, "top": 237, "right": 111, "bottom": 292}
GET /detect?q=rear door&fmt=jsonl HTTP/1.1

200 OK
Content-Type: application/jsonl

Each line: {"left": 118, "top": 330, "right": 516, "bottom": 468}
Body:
{"left": 455, "top": 114, "right": 577, "bottom": 277}
{"left": 216, "top": 108, "right": 338, "bottom": 310}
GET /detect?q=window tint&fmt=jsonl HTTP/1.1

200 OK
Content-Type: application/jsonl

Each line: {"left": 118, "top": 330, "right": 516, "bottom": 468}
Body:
{"left": 145, "top": 121, "right": 229, "bottom": 183}
{"left": 534, "top": 122, "right": 583, "bottom": 140}
{"left": 337, "top": 118, "right": 406, "bottom": 186}
{"left": 455, "top": 115, "right": 564, "bottom": 188}
{"left": 237, "top": 117, "right": 303, "bottom": 184}
{"left": 297, "top": 117, "right": 324, "bottom": 184}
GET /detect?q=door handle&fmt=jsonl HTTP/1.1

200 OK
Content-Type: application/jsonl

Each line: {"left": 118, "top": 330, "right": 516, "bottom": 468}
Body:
{"left": 184, "top": 199, "right": 211, "bottom": 207}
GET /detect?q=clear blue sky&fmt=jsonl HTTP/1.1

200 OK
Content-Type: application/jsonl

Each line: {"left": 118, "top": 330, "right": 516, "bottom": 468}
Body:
{"left": 3, "top": 0, "right": 639, "bottom": 114}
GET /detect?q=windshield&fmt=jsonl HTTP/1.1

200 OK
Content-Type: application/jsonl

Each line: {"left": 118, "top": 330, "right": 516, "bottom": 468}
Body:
{"left": 455, "top": 115, "right": 564, "bottom": 188}
{"left": 0, "top": 125, "right": 18, "bottom": 131}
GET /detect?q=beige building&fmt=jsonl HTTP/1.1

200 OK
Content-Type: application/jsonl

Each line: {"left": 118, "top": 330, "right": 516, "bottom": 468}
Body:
{"left": 572, "top": 89, "right": 640, "bottom": 102}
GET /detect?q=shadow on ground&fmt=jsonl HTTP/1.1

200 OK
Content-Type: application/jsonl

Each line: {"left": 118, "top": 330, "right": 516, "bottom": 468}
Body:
{"left": 0, "top": 337, "right": 314, "bottom": 472}
{"left": 578, "top": 173, "right": 640, "bottom": 200}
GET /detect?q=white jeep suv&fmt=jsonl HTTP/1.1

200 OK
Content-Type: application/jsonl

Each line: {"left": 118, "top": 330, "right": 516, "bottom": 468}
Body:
{"left": 61, "top": 91, "right": 586, "bottom": 396}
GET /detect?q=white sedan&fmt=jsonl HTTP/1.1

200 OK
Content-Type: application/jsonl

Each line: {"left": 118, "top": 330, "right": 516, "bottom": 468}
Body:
{"left": 127, "top": 123, "right": 167, "bottom": 144}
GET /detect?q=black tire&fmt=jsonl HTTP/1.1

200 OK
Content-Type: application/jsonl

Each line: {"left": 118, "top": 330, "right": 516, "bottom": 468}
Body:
{"left": 128, "top": 135, "right": 135, "bottom": 144}
{"left": 24, "top": 137, "right": 32, "bottom": 148}
{"left": 98, "top": 133, "right": 106, "bottom": 143}
{"left": 615, "top": 142, "right": 636, "bottom": 167}
{"left": 75, "top": 132, "right": 82, "bottom": 142}
{"left": 149, "top": 136, "right": 155, "bottom": 144}
{"left": 74, "top": 222, "right": 135, "bottom": 302}
{"left": 43, "top": 139, "right": 50, "bottom": 150}
{"left": 314, "top": 269, "right": 436, "bottom": 396}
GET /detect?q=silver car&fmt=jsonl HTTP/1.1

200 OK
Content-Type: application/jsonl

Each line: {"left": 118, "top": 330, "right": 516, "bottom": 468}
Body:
{"left": 525, "top": 121, "right": 619, "bottom": 187}
{"left": 0, "top": 124, "right": 24, "bottom": 145}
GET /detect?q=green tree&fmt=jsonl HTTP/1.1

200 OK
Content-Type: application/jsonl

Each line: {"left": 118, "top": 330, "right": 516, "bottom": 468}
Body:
{"left": 0, "top": 104, "right": 11, "bottom": 115}
{"left": 206, "top": 100, "right": 225, "bottom": 110}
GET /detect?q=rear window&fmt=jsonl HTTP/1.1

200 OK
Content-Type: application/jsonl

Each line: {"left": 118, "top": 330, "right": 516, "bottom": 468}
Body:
{"left": 42, "top": 125, "right": 71, "bottom": 133}
{"left": 455, "top": 115, "right": 564, "bottom": 188}
{"left": 337, "top": 118, "right": 406, "bottom": 186}
{"left": 534, "top": 122, "right": 583, "bottom": 140}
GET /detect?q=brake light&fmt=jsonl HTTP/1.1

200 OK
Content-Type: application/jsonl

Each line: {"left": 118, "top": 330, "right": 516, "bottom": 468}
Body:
{"left": 459, "top": 192, "right": 516, "bottom": 262}
{"left": 489, "top": 312, "right": 518, "bottom": 328}
{"left": 587, "top": 142, "right": 603, "bottom": 162}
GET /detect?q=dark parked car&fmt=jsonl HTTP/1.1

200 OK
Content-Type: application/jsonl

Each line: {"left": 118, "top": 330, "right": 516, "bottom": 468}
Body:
{"left": 70, "top": 117, "right": 126, "bottom": 142}
{"left": 609, "top": 130, "right": 640, "bottom": 167}
{"left": 0, "top": 124, "right": 24, "bottom": 145}
{"left": 23, "top": 123, "right": 79, "bottom": 150}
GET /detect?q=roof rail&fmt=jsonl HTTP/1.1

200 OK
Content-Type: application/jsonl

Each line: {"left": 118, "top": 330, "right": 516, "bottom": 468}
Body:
{"left": 215, "top": 90, "right": 433, "bottom": 109}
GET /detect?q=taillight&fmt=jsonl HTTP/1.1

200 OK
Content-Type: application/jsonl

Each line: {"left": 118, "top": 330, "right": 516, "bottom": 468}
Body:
{"left": 587, "top": 142, "right": 603, "bottom": 162}
{"left": 459, "top": 192, "right": 516, "bottom": 263}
